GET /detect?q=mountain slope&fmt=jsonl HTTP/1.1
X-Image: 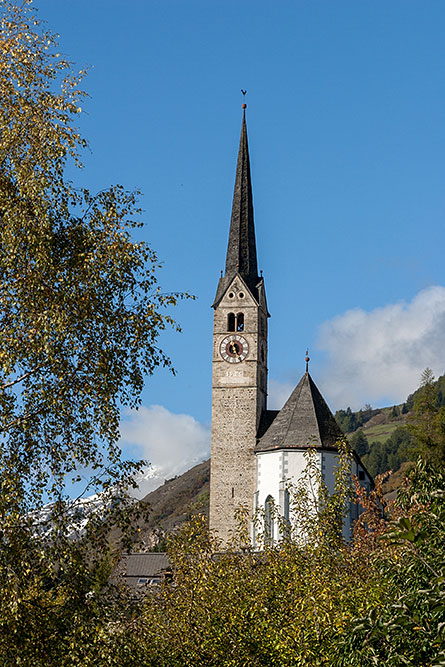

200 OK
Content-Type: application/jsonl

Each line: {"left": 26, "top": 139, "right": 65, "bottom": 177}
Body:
{"left": 117, "top": 460, "right": 210, "bottom": 550}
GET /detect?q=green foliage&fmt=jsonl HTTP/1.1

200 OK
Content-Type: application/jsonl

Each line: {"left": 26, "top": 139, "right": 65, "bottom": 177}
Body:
{"left": 128, "top": 453, "right": 444, "bottom": 667}
{"left": 362, "top": 427, "right": 412, "bottom": 477}
{"left": 362, "top": 439, "right": 387, "bottom": 477}
{"left": 335, "top": 404, "right": 374, "bottom": 433}
{"left": 335, "top": 406, "right": 356, "bottom": 432}
{"left": 337, "top": 462, "right": 445, "bottom": 667}
{"left": 0, "top": 2, "right": 187, "bottom": 663}
{"left": 385, "top": 427, "right": 413, "bottom": 471}
{"left": 407, "top": 368, "right": 445, "bottom": 466}
{"left": 131, "top": 447, "right": 385, "bottom": 667}
{"left": 350, "top": 428, "right": 369, "bottom": 457}
{"left": 405, "top": 371, "right": 445, "bottom": 413}
{"left": 0, "top": 510, "right": 145, "bottom": 666}
{"left": 118, "top": 426, "right": 444, "bottom": 667}
{"left": 391, "top": 404, "right": 400, "bottom": 419}
{"left": 0, "top": 0, "right": 189, "bottom": 511}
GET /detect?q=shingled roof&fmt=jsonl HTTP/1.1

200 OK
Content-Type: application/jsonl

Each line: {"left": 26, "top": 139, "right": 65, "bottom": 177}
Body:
{"left": 117, "top": 552, "right": 171, "bottom": 592}
{"left": 255, "top": 372, "right": 344, "bottom": 452}
{"left": 213, "top": 108, "right": 260, "bottom": 307}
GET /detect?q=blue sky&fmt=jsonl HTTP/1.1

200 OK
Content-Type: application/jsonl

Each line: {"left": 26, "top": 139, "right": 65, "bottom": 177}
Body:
{"left": 37, "top": 1, "right": 445, "bottom": 485}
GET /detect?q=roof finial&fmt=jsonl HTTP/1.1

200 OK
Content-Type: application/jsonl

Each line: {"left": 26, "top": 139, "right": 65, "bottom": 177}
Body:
{"left": 305, "top": 349, "right": 310, "bottom": 373}
{"left": 241, "top": 89, "right": 247, "bottom": 110}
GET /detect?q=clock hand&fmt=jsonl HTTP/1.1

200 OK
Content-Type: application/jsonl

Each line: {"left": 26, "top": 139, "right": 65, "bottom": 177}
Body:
{"left": 230, "top": 341, "right": 242, "bottom": 360}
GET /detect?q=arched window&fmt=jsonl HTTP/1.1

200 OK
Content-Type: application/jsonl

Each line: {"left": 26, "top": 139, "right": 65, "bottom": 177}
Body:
{"left": 283, "top": 488, "right": 291, "bottom": 539}
{"left": 236, "top": 313, "right": 244, "bottom": 332}
{"left": 265, "top": 495, "right": 274, "bottom": 543}
{"left": 227, "top": 313, "right": 235, "bottom": 332}
{"left": 283, "top": 488, "right": 290, "bottom": 522}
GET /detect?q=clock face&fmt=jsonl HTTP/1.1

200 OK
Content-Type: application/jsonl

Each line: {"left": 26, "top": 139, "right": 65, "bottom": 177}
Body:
{"left": 220, "top": 335, "right": 249, "bottom": 363}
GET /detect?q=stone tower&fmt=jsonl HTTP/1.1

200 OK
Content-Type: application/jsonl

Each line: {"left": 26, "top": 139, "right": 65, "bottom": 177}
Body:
{"left": 209, "top": 108, "right": 269, "bottom": 544}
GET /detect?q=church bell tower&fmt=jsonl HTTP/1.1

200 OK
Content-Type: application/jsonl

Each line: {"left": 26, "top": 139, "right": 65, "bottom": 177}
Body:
{"left": 209, "top": 107, "right": 269, "bottom": 544}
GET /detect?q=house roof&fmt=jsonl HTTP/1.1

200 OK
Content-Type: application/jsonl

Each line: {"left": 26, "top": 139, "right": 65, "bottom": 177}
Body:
{"left": 256, "top": 372, "right": 344, "bottom": 452}
{"left": 119, "top": 552, "right": 170, "bottom": 578}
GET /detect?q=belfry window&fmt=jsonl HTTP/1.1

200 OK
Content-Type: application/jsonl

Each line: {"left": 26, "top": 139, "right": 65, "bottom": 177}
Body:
{"left": 227, "top": 313, "right": 235, "bottom": 332}
{"left": 228, "top": 312, "right": 244, "bottom": 332}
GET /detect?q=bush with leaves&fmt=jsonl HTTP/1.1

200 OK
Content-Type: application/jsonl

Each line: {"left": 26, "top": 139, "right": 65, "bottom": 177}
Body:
{"left": 121, "top": 438, "right": 444, "bottom": 667}
{"left": 125, "top": 446, "right": 386, "bottom": 667}
{"left": 334, "top": 371, "right": 445, "bottom": 666}
{"left": 336, "top": 461, "right": 445, "bottom": 667}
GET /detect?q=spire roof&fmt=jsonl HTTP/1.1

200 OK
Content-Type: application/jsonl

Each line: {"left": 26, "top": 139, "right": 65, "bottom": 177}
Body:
{"left": 255, "top": 373, "right": 344, "bottom": 452}
{"left": 225, "top": 108, "right": 258, "bottom": 282}
{"left": 213, "top": 108, "right": 260, "bottom": 307}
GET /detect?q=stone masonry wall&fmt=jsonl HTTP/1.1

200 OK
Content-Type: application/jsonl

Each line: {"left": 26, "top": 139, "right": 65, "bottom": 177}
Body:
{"left": 209, "top": 277, "right": 268, "bottom": 544}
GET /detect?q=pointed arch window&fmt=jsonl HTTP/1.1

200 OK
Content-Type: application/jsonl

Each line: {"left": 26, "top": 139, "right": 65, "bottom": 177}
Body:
{"left": 283, "top": 488, "right": 290, "bottom": 522}
{"left": 236, "top": 313, "right": 244, "bottom": 332}
{"left": 282, "top": 488, "right": 291, "bottom": 539}
{"left": 227, "top": 313, "right": 235, "bottom": 332}
{"left": 265, "top": 495, "right": 274, "bottom": 544}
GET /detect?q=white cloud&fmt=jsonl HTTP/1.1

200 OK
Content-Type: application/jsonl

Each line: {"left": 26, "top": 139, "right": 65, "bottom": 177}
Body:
{"left": 119, "top": 405, "right": 210, "bottom": 498}
{"left": 317, "top": 286, "right": 445, "bottom": 410}
{"left": 268, "top": 378, "right": 294, "bottom": 410}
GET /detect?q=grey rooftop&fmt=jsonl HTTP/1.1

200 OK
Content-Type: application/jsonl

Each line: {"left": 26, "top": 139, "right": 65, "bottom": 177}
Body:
{"left": 256, "top": 372, "right": 344, "bottom": 452}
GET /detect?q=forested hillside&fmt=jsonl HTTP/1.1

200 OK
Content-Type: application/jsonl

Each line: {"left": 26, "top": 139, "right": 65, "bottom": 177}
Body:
{"left": 336, "top": 371, "right": 445, "bottom": 477}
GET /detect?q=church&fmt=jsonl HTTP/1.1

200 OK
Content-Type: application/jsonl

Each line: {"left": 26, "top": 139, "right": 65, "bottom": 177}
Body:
{"left": 209, "top": 106, "right": 372, "bottom": 546}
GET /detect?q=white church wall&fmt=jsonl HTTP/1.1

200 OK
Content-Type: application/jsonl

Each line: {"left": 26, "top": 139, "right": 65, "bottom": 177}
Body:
{"left": 256, "top": 449, "right": 314, "bottom": 510}
{"left": 255, "top": 448, "right": 373, "bottom": 546}
{"left": 255, "top": 449, "right": 322, "bottom": 545}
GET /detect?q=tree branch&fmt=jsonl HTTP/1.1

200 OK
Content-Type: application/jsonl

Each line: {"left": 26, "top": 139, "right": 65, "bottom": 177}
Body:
{"left": 1, "top": 365, "right": 43, "bottom": 391}
{"left": 2, "top": 409, "right": 41, "bottom": 432}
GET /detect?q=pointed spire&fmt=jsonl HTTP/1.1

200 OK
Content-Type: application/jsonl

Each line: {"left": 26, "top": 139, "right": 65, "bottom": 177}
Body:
{"left": 224, "top": 107, "right": 259, "bottom": 286}
{"left": 212, "top": 106, "right": 263, "bottom": 309}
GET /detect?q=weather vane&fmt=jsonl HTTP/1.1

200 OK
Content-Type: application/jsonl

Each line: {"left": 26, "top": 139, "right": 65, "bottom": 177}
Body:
{"left": 241, "top": 89, "right": 247, "bottom": 110}
{"left": 305, "top": 349, "right": 310, "bottom": 373}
